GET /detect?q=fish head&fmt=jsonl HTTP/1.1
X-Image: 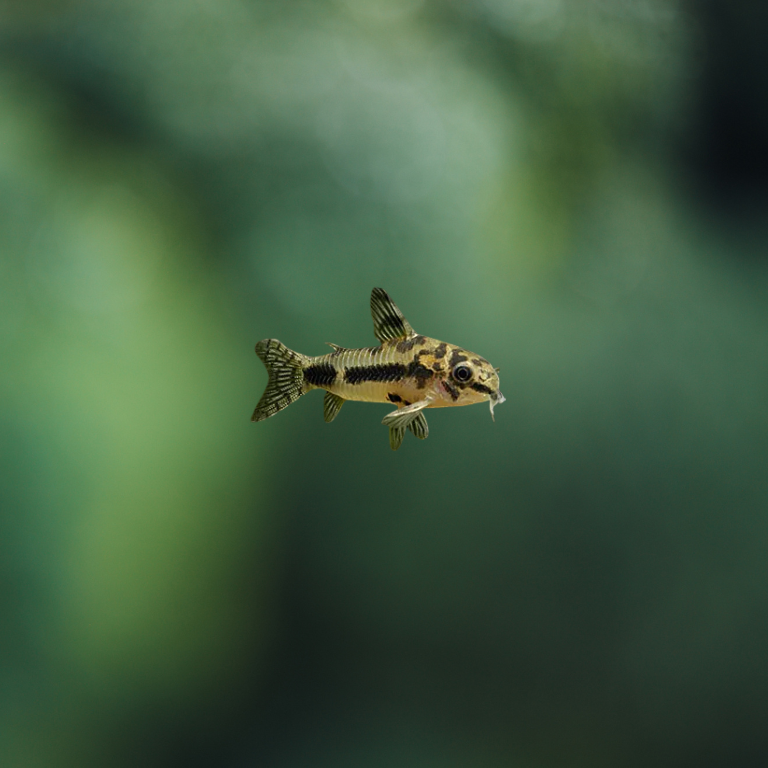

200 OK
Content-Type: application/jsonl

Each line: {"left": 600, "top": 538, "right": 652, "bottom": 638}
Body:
{"left": 431, "top": 342, "right": 505, "bottom": 417}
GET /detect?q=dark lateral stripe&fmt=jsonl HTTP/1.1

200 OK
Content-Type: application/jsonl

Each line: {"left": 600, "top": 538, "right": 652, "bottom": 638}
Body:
{"left": 471, "top": 382, "right": 493, "bottom": 395}
{"left": 345, "top": 363, "right": 406, "bottom": 384}
{"left": 304, "top": 363, "right": 337, "bottom": 387}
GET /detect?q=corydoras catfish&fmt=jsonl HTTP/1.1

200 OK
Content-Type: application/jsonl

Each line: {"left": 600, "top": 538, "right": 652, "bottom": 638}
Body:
{"left": 252, "top": 288, "right": 505, "bottom": 450}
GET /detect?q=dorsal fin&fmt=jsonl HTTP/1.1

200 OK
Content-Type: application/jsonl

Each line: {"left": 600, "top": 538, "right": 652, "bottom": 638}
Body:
{"left": 326, "top": 342, "right": 343, "bottom": 352}
{"left": 370, "top": 288, "right": 414, "bottom": 343}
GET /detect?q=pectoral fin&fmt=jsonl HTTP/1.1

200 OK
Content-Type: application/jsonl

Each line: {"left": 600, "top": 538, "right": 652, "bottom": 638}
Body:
{"left": 407, "top": 412, "right": 429, "bottom": 440}
{"left": 370, "top": 287, "right": 415, "bottom": 343}
{"left": 389, "top": 410, "right": 428, "bottom": 450}
{"left": 323, "top": 391, "right": 345, "bottom": 423}
{"left": 389, "top": 426, "right": 406, "bottom": 451}
{"left": 381, "top": 398, "right": 431, "bottom": 430}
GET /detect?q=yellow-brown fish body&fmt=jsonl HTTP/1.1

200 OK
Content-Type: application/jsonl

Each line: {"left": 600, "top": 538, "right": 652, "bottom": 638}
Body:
{"left": 310, "top": 338, "right": 499, "bottom": 409}
{"left": 252, "top": 288, "right": 504, "bottom": 449}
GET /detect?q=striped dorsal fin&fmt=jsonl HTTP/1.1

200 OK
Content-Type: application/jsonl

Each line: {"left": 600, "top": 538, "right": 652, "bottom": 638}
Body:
{"left": 370, "top": 288, "right": 414, "bottom": 343}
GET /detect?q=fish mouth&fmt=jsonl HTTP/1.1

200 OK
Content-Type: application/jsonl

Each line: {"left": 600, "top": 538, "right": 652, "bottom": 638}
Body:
{"left": 489, "top": 390, "right": 505, "bottom": 421}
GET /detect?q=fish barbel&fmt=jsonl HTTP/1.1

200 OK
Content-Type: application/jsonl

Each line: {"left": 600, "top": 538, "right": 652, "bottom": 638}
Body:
{"left": 251, "top": 288, "right": 505, "bottom": 450}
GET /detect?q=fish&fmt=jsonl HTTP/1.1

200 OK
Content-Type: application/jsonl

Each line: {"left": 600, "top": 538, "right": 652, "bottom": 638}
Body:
{"left": 251, "top": 287, "right": 505, "bottom": 450}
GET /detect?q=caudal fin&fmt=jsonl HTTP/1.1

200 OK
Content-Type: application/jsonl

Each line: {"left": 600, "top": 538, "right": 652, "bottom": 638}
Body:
{"left": 251, "top": 339, "right": 308, "bottom": 422}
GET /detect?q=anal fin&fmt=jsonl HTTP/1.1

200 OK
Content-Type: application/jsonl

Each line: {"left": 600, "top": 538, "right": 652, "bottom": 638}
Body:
{"left": 323, "top": 391, "right": 345, "bottom": 423}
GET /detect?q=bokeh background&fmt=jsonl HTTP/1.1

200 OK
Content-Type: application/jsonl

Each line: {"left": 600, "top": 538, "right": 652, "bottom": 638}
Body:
{"left": 2, "top": 1, "right": 768, "bottom": 766}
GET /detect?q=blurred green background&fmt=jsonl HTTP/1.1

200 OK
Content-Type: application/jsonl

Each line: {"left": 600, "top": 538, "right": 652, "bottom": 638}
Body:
{"left": 2, "top": 1, "right": 768, "bottom": 766}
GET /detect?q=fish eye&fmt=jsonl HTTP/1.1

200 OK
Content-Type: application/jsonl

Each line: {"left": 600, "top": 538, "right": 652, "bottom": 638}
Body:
{"left": 452, "top": 364, "right": 473, "bottom": 383}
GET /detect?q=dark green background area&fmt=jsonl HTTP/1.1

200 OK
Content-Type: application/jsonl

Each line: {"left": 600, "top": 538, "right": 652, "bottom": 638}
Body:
{"left": 1, "top": 2, "right": 767, "bottom": 766}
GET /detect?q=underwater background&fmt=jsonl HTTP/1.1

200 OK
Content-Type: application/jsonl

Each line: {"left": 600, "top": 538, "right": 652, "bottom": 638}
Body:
{"left": 1, "top": 1, "right": 768, "bottom": 766}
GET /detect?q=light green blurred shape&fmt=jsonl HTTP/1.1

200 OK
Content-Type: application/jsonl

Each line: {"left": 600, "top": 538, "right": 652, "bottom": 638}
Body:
{"left": 0, "top": 71, "right": 269, "bottom": 766}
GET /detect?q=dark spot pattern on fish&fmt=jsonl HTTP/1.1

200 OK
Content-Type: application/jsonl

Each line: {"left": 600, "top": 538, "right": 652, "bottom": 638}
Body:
{"left": 345, "top": 363, "right": 407, "bottom": 384}
{"left": 396, "top": 335, "right": 426, "bottom": 353}
{"left": 443, "top": 380, "right": 460, "bottom": 401}
{"left": 472, "top": 357, "right": 488, "bottom": 367}
{"left": 304, "top": 363, "right": 337, "bottom": 387}
{"left": 449, "top": 349, "right": 468, "bottom": 368}
{"left": 387, "top": 393, "right": 402, "bottom": 404}
{"left": 433, "top": 343, "right": 447, "bottom": 359}
{"left": 432, "top": 363, "right": 443, "bottom": 372}
{"left": 406, "top": 360, "right": 433, "bottom": 389}
{"left": 471, "top": 382, "right": 493, "bottom": 395}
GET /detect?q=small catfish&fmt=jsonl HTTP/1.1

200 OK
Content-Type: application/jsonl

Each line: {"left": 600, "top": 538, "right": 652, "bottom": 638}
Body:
{"left": 251, "top": 288, "right": 505, "bottom": 450}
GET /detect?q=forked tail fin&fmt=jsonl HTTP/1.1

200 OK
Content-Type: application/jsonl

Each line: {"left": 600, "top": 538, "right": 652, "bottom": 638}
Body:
{"left": 251, "top": 339, "right": 308, "bottom": 422}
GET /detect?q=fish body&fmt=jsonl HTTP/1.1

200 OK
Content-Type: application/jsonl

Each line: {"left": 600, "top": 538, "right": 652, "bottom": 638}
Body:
{"left": 306, "top": 339, "right": 496, "bottom": 409}
{"left": 252, "top": 288, "right": 504, "bottom": 449}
